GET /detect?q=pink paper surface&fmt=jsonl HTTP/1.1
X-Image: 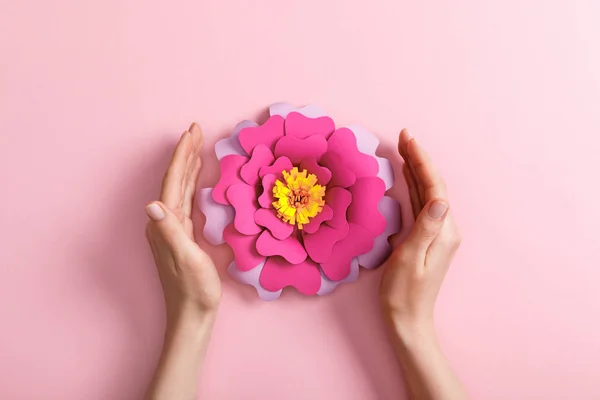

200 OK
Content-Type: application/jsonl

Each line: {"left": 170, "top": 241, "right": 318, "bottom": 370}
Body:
{"left": 2, "top": 1, "right": 600, "bottom": 399}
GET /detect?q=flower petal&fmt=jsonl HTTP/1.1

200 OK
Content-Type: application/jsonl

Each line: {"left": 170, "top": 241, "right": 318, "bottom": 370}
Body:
{"left": 212, "top": 155, "right": 248, "bottom": 205}
{"left": 197, "top": 188, "right": 234, "bottom": 245}
{"left": 254, "top": 208, "right": 294, "bottom": 240}
{"left": 376, "top": 157, "right": 394, "bottom": 191}
{"left": 215, "top": 120, "right": 256, "bottom": 160}
{"left": 317, "top": 258, "right": 360, "bottom": 296}
{"left": 269, "top": 102, "right": 327, "bottom": 118}
{"left": 303, "top": 223, "right": 349, "bottom": 263}
{"left": 259, "top": 257, "right": 321, "bottom": 295}
{"left": 319, "top": 152, "right": 356, "bottom": 188}
{"left": 228, "top": 261, "right": 282, "bottom": 301}
{"left": 358, "top": 196, "right": 402, "bottom": 269}
{"left": 240, "top": 144, "right": 274, "bottom": 186}
{"left": 302, "top": 204, "right": 333, "bottom": 234}
{"left": 223, "top": 224, "right": 265, "bottom": 271}
{"left": 255, "top": 230, "right": 307, "bottom": 264}
{"left": 238, "top": 115, "right": 285, "bottom": 154}
{"left": 326, "top": 127, "right": 379, "bottom": 178}
{"left": 299, "top": 157, "right": 332, "bottom": 185}
{"left": 274, "top": 135, "right": 327, "bottom": 165}
{"left": 285, "top": 112, "right": 335, "bottom": 139}
{"left": 347, "top": 177, "right": 387, "bottom": 237}
{"left": 348, "top": 125, "right": 394, "bottom": 190}
{"left": 258, "top": 174, "right": 277, "bottom": 208}
{"left": 320, "top": 223, "right": 374, "bottom": 281}
{"left": 226, "top": 183, "right": 261, "bottom": 235}
{"left": 325, "top": 187, "right": 352, "bottom": 230}
{"left": 259, "top": 156, "right": 293, "bottom": 178}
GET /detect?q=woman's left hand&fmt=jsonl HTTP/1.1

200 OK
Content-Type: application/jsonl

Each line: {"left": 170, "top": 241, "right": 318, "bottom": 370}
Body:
{"left": 145, "top": 123, "right": 221, "bottom": 322}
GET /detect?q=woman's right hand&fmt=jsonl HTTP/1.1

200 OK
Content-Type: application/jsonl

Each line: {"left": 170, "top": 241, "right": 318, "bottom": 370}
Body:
{"left": 380, "top": 129, "right": 461, "bottom": 333}
{"left": 379, "top": 129, "right": 468, "bottom": 400}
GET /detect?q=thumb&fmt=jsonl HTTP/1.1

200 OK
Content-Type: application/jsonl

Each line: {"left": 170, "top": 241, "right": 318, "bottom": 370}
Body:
{"left": 145, "top": 201, "right": 188, "bottom": 246}
{"left": 404, "top": 199, "right": 449, "bottom": 253}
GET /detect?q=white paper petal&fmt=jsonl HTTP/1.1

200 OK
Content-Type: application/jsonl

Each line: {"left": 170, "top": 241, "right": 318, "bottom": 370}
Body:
{"left": 317, "top": 258, "right": 360, "bottom": 296}
{"left": 197, "top": 188, "right": 235, "bottom": 245}
{"left": 358, "top": 196, "right": 401, "bottom": 269}
{"left": 269, "top": 102, "right": 327, "bottom": 118}
{"left": 228, "top": 261, "right": 282, "bottom": 301}
{"left": 347, "top": 124, "right": 394, "bottom": 190}
{"left": 214, "top": 120, "right": 256, "bottom": 160}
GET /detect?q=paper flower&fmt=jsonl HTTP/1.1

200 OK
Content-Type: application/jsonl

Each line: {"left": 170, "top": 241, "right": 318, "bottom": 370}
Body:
{"left": 199, "top": 103, "right": 401, "bottom": 300}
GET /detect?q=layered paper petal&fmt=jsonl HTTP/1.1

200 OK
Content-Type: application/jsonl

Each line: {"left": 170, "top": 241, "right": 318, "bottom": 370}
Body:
{"left": 260, "top": 257, "right": 321, "bottom": 295}
{"left": 238, "top": 115, "right": 285, "bottom": 154}
{"left": 285, "top": 112, "right": 335, "bottom": 139}
{"left": 197, "top": 188, "right": 234, "bottom": 245}
{"left": 358, "top": 196, "right": 401, "bottom": 269}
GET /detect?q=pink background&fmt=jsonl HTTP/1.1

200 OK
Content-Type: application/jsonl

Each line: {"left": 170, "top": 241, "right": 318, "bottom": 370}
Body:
{"left": 1, "top": 0, "right": 599, "bottom": 399}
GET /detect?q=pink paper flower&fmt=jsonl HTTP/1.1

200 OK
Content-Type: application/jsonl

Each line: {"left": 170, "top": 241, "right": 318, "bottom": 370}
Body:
{"left": 199, "top": 103, "right": 401, "bottom": 300}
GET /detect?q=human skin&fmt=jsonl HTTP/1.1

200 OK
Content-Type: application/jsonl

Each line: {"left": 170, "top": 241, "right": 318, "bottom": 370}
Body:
{"left": 144, "top": 124, "right": 468, "bottom": 400}
{"left": 379, "top": 129, "right": 469, "bottom": 400}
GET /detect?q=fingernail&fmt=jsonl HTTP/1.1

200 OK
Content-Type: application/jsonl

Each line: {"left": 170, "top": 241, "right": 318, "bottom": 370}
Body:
{"left": 146, "top": 203, "right": 165, "bottom": 221}
{"left": 428, "top": 201, "right": 448, "bottom": 219}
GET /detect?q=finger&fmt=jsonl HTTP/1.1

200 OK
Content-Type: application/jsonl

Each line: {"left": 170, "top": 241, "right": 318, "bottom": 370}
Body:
{"left": 402, "top": 199, "right": 449, "bottom": 259}
{"left": 402, "top": 163, "right": 422, "bottom": 219}
{"left": 182, "top": 123, "right": 204, "bottom": 216}
{"left": 398, "top": 129, "right": 426, "bottom": 205}
{"left": 161, "top": 131, "right": 193, "bottom": 208}
{"left": 426, "top": 214, "right": 462, "bottom": 266}
{"left": 406, "top": 138, "right": 446, "bottom": 202}
{"left": 397, "top": 128, "right": 411, "bottom": 161}
{"left": 145, "top": 201, "right": 189, "bottom": 248}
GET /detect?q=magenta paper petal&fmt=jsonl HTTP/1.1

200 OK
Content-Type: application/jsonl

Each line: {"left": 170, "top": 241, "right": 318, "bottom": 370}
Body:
{"left": 240, "top": 144, "right": 274, "bottom": 186}
{"left": 274, "top": 134, "right": 327, "bottom": 165}
{"left": 321, "top": 223, "right": 375, "bottom": 281}
{"left": 197, "top": 188, "right": 234, "bottom": 245}
{"left": 325, "top": 187, "right": 352, "bottom": 230}
{"left": 358, "top": 196, "right": 401, "bottom": 269}
{"left": 348, "top": 125, "right": 394, "bottom": 190}
{"left": 299, "top": 157, "right": 332, "bottom": 185}
{"left": 319, "top": 152, "right": 356, "bottom": 188}
{"left": 269, "top": 102, "right": 327, "bottom": 119}
{"left": 226, "top": 183, "right": 261, "bottom": 235}
{"left": 260, "top": 257, "right": 321, "bottom": 295}
{"left": 303, "top": 223, "right": 350, "bottom": 263}
{"left": 256, "top": 231, "right": 307, "bottom": 264}
{"left": 327, "top": 128, "right": 379, "bottom": 179}
{"left": 317, "top": 258, "right": 360, "bottom": 296}
{"left": 228, "top": 261, "right": 282, "bottom": 301}
{"left": 347, "top": 177, "right": 387, "bottom": 237}
{"left": 254, "top": 208, "right": 294, "bottom": 240}
{"left": 285, "top": 112, "right": 335, "bottom": 140}
{"left": 223, "top": 224, "right": 265, "bottom": 272}
{"left": 215, "top": 120, "right": 257, "bottom": 160}
{"left": 238, "top": 115, "right": 285, "bottom": 154}
{"left": 259, "top": 156, "right": 293, "bottom": 178}
{"left": 212, "top": 155, "right": 248, "bottom": 205}
{"left": 302, "top": 204, "right": 333, "bottom": 234}
{"left": 258, "top": 174, "right": 277, "bottom": 208}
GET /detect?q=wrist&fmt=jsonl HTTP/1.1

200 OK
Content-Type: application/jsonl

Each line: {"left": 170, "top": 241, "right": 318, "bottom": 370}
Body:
{"left": 383, "top": 311, "right": 437, "bottom": 348}
{"left": 165, "top": 300, "right": 217, "bottom": 337}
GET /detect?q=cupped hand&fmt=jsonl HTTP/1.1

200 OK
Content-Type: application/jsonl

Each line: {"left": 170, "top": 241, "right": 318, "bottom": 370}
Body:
{"left": 380, "top": 129, "right": 462, "bottom": 332}
{"left": 145, "top": 123, "right": 221, "bottom": 321}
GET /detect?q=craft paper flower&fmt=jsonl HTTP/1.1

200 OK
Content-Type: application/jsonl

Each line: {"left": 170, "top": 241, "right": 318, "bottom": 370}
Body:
{"left": 199, "top": 103, "right": 401, "bottom": 300}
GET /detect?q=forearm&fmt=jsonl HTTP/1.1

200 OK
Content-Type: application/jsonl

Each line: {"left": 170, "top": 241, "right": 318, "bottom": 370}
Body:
{"left": 385, "top": 316, "right": 469, "bottom": 400}
{"left": 146, "top": 306, "right": 217, "bottom": 400}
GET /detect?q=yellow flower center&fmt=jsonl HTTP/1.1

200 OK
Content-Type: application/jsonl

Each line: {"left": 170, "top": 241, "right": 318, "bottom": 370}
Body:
{"left": 272, "top": 167, "right": 326, "bottom": 230}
